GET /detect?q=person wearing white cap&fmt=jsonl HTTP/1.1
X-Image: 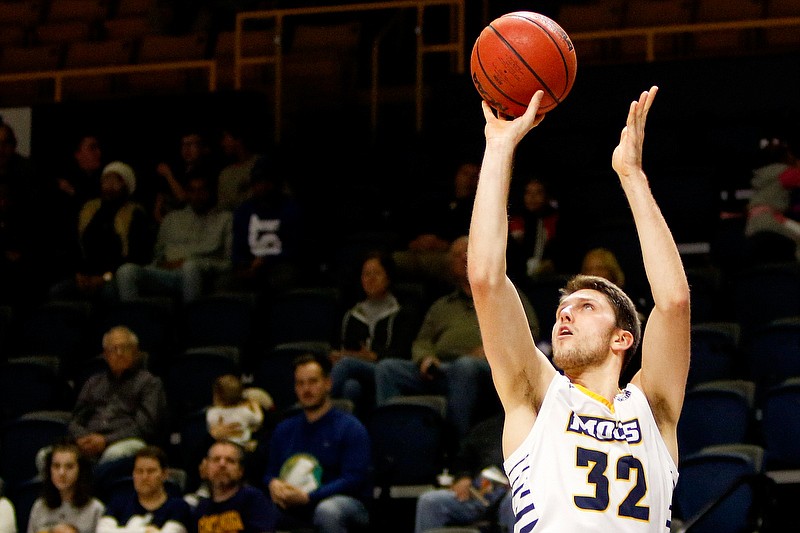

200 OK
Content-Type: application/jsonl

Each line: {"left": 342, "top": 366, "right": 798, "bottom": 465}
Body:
{"left": 49, "top": 161, "right": 153, "bottom": 300}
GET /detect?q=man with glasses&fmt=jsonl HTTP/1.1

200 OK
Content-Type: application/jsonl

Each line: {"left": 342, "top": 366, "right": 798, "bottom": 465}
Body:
{"left": 68, "top": 326, "right": 167, "bottom": 464}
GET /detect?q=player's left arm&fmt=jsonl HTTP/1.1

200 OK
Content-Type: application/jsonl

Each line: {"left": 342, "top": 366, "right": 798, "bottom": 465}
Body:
{"left": 615, "top": 88, "right": 690, "bottom": 461}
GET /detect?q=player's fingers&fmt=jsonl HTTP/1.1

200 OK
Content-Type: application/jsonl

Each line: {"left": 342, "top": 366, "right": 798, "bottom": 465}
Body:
{"left": 481, "top": 100, "right": 495, "bottom": 122}
{"left": 523, "top": 91, "right": 545, "bottom": 122}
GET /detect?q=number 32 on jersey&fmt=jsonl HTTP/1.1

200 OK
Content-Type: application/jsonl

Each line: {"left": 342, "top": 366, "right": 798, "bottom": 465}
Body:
{"left": 574, "top": 447, "right": 650, "bottom": 521}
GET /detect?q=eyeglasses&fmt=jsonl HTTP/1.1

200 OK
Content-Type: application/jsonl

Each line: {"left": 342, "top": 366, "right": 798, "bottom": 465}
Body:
{"left": 105, "top": 343, "right": 135, "bottom": 353}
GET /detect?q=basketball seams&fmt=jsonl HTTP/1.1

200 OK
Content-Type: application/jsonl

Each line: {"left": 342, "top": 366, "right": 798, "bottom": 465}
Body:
{"left": 503, "top": 13, "right": 575, "bottom": 102}
{"left": 474, "top": 35, "right": 529, "bottom": 112}
{"left": 470, "top": 11, "right": 576, "bottom": 117}
{"left": 487, "top": 22, "right": 561, "bottom": 105}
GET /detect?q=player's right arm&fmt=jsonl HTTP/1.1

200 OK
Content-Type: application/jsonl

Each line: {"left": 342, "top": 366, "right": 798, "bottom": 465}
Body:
{"left": 468, "top": 92, "right": 556, "bottom": 456}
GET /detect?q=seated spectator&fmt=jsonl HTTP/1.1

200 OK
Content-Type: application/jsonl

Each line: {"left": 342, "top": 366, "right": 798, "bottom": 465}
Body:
{"left": 376, "top": 236, "right": 539, "bottom": 437}
{"left": 50, "top": 162, "right": 153, "bottom": 301}
{"left": 228, "top": 156, "right": 302, "bottom": 295}
{"left": 54, "top": 133, "right": 103, "bottom": 210}
{"left": 745, "top": 137, "right": 800, "bottom": 262}
{"left": 415, "top": 414, "right": 513, "bottom": 533}
{"left": 580, "top": 247, "right": 625, "bottom": 287}
{"left": 68, "top": 326, "right": 167, "bottom": 464}
{"left": 153, "top": 128, "right": 217, "bottom": 224}
{"left": 28, "top": 440, "right": 104, "bottom": 533}
{"left": 507, "top": 176, "right": 559, "bottom": 280}
{"left": 394, "top": 161, "right": 480, "bottom": 286}
{"left": 330, "top": 251, "right": 418, "bottom": 417}
{"left": 0, "top": 493, "right": 16, "bottom": 533}
{"left": 194, "top": 440, "right": 272, "bottom": 533}
{"left": 96, "top": 445, "right": 192, "bottom": 533}
{"left": 206, "top": 374, "right": 265, "bottom": 452}
{"left": 264, "top": 353, "right": 371, "bottom": 533}
{"left": 116, "top": 175, "right": 233, "bottom": 303}
{"left": 217, "top": 121, "right": 260, "bottom": 212}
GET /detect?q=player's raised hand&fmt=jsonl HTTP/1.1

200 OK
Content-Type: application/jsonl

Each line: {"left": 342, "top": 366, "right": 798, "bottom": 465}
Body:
{"left": 612, "top": 86, "right": 658, "bottom": 178}
{"left": 482, "top": 91, "right": 546, "bottom": 146}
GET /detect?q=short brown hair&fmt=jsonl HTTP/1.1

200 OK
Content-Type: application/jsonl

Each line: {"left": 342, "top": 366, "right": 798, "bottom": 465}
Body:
{"left": 135, "top": 445, "right": 168, "bottom": 469}
{"left": 213, "top": 374, "right": 244, "bottom": 407}
{"left": 561, "top": 274, "right": 641, "bottom": 369}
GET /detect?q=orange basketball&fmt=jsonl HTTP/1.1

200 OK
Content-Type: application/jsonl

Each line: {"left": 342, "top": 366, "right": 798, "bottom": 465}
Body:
{"left": 471, "top": 12, "right": 577, "bottom": 117}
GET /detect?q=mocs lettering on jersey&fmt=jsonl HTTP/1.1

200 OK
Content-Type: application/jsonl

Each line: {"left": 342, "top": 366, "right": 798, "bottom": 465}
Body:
{"left": 566, "top": 412, "right": 642, "bottom": 443}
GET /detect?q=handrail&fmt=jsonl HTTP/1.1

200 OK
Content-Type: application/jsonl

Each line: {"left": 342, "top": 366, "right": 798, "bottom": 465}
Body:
{"left": 0, "top": 12, "right": 795, "bottom": 124}
{"left": 571, "top": 16, "right": 800, "bottom": 62}
{"left": 234, "top": 0, "right": 465, "bottom": 142}
{"left": 0, "top": 60, "right": 218, "bottom": 102}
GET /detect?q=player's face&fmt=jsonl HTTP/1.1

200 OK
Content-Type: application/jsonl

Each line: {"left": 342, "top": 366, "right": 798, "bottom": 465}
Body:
{"left": 294, "top": 362, "right": 331, "bottom": 411}
{"left": 133, "top": 456, "right": 166, "bottom": 498}
{"left": 207, "top": 443, "right": 244, "bottom": 489}
{"left": 551, "top": 289, "right": 617, "bottom": 371}
{"left": 361, "top": 258, "right": 389, "bottom": 300}
{"left": 50, "top": 450, "right": 79, "bottom": 494}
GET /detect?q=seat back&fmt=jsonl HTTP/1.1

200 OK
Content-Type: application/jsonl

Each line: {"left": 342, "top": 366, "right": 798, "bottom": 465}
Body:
{"left": 761, "top": 377, "right": 800, "bottom": 469}
{"left": 265, "top": 288, "right": 340, "bottom": 347}
{"left": 164, "top": 348, "right": 240, "bottom": 422}
{"left": 744, "top": 317, "right": 800, "bottom": 392}
{"left": 180, "top": 293, "right": 255, "bottom": 352}
{"left": 0, "top": 412, "right": 69, "bottom": 489}
{"left": 674, "top": 444, "right": 765, "bottom": 533}
{"left": 734, "top": 263, "right": 800, "bottom": 339}
{"left": 689, "top": 322, "right": 741, "bottom": 386}
{"left": 369, "top": 400, "right": 447, "bottom": 489}
{"left": 0, "top": 357, "right": 72, "bottom": 423}
{"left": 678, "top": 380, "right": 754, "bottom": 455}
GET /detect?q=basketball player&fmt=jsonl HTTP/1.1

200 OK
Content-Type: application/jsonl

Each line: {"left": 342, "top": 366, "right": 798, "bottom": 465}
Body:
{"left": 467, "top": 86, "right": 690, "bottom": 532}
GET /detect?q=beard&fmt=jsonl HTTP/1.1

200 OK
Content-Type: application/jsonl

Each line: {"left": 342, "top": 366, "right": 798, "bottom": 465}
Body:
{"left": 552, "top": 328, "right": 614, "bottom": 373}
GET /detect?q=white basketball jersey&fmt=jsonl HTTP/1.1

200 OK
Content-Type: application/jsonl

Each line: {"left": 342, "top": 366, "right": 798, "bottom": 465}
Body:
{"left": 504, "top": 373, "right": 678, "bottom": 533}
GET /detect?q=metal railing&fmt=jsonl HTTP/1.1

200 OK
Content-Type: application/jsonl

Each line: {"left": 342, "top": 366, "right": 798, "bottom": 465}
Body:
{"left": 0, "top": 10, "right": 798, "bottom": 138}
{"left": 571, "top": 16, "right": 800, "bottom": 62}
{"left": 0, "top": 60, "right": 218, "bottom": 101}
{"left": 234, "top": 0, "right": 466, "bottom": 142}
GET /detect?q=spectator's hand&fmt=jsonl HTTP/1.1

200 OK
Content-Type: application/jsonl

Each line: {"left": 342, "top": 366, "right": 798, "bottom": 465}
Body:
{"left": 57, "top": 178, "right": 76, "bottom": 196}
{"left": 236, "top": 257, "right": 265, "bottom": 280}
{"left": 357, "top": 344, "right": 378, "bottom": 362}
{"left": 156, "top": 162, "right": 173, "bottom": 180}
{"left": 75, "top": 273, "right": 105, "bottom": 293}
{"left": 329, "top": 350, "right": 345, "bottom": 364}
{"left": 419, "top": 356, "right": 441, "bottom": 380}
{"left": 280, "top": 484, "right": 310, "bottom": 507}
{"left": 158, "top": 259, "right": 186, "bottom": 270}
{"left": 209, "top": 419, "right": 244, "bottom": 440}
{"left": 451, "top": 477, "right": 473, "bottom": 502}
{"left": 268, "top": 478, "right": 292, "bottom": 508}
{"left": 76, "top": 433, "right": 106, "bottom": 457}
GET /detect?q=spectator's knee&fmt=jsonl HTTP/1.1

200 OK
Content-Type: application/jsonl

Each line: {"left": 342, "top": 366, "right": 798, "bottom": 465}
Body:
{"left": 115, "top": 262, "right": 139, "bottom": 280}
{"left": 313, "top": 498, "right": 345, "bottom": 527}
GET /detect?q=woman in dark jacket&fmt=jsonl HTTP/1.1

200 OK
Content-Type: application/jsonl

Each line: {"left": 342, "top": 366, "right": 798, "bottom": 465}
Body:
{"left": 330, "top": 251, "right": 418, "bottom": 417}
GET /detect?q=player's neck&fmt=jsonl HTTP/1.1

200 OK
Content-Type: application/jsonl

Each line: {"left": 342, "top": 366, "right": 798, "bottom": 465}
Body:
{"left": 565, "top": 369, "right": 621, "bottom": 404}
